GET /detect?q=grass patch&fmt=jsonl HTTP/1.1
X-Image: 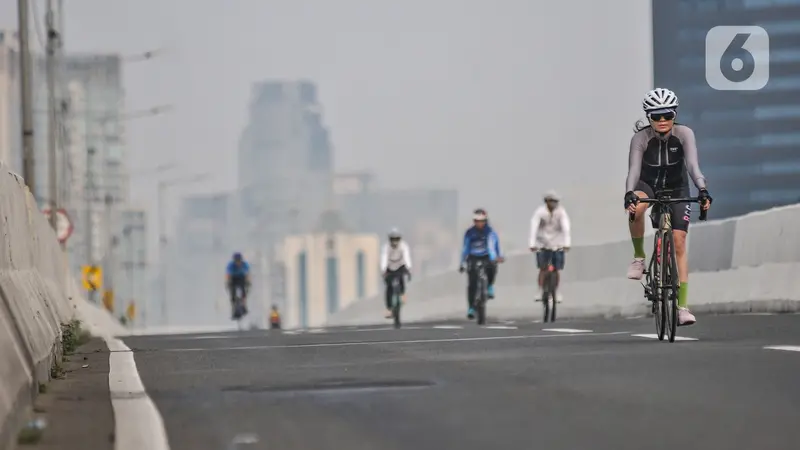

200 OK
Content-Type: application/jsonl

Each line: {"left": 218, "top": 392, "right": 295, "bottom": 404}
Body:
{"left": 17, "top": 425, "right": 44, "bottom": 445}
{"left": 50, "top": 362, "right": 65, "bottom": 380}
{"left": 61, "top": 319, "right": 90, "bottom": 356}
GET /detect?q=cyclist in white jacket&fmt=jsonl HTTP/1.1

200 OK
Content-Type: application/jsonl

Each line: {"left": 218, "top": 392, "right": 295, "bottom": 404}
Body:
{"left": 529, "top": 190, "right": 572, "bottom": 302}
{"left": 380, "top": 228, "right": 412, "bottom": 319}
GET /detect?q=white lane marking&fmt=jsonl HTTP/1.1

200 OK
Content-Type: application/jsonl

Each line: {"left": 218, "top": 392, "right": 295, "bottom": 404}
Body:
{"left": 162, "top": 331, "right": 631, "bottom": 352}
{"left": 764, "top": 346, "right": 800, "bottom": 352}
{"left": 543, "top": 328, "right": 593, "bottom": 333}
{"left": 631, "top": 334, "right": 698, "bottom": 341}
{"left": 483, "top": 325, "right": 518, "bottom": 330}
{"left": 177, "top": 335, "right": 245, "bottom": 340}
{"left": 231, "top": 433, "right": 260, "bottom": 444}
{"left": 433, "top": 325, "right": 463, "bottom": 329}
{"left": 307, "top": 328, "right": 326, "bottom": 334}
{"left": 105, "top": 337, "right": 171, "bottom": 450}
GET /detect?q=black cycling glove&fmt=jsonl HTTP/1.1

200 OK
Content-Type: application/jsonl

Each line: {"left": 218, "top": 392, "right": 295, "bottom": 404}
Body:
{"left": 698, "top": 188, "right": 713, "bottom": 205}
{"left": 624, "top": 191, "right": 639, "bottom": 209}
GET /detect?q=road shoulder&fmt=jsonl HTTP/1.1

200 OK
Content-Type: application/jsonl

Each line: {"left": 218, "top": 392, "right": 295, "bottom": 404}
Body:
{"left": 19, "top": 337, "right": 114, "bottom": 450}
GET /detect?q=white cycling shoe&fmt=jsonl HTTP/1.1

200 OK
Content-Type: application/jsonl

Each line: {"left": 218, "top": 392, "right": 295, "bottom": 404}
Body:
{"left": 678, "top": 307, "right": 696, "bottom": 326}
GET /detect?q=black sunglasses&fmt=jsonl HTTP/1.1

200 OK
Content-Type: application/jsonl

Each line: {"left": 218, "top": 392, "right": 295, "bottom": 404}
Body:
{"left": 648, "top": 111, "right": 676, "bottom": 122}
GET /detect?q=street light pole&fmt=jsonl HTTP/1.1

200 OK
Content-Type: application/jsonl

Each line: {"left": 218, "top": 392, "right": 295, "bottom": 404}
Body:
{"left": 46, "top": 0, "right": 61, "bottom": 232}
{"left": 18, "top": 0, "right": 36, "bottom": 197}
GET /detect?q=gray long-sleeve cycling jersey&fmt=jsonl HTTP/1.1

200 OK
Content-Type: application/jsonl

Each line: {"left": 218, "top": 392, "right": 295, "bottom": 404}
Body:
{"left": 625, "top": 124, "right": 707, "bottom": 193}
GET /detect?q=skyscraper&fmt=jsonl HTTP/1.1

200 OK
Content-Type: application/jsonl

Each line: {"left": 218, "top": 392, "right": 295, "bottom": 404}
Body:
{"left": 237, "top": 80, "right": 334, "bottom": 310}
{"left": 238, "top": 80, "right": 332, "bottom": 222}
{"left": 652, "top": 0, "right": 800, "bottom": 218}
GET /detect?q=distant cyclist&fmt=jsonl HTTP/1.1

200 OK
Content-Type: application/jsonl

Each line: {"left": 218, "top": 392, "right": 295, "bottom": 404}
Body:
{"left": 624, "top": 88, "right": 712, "bottom": 327}
{"left": 459, "top": 208, "right": 502, "bottom": 319}
{"left": 225, "top": 252, "right": 251, "bottom": 319}
{"left": 529, "top": 190, "right": 571, "bottom": 303}
{"left": 380, "top": 228, "right": 412, "bottom": 319}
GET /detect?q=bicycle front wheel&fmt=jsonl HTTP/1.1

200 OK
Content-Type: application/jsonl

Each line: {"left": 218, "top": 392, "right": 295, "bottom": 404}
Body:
{"left": 392, "top": 295, "right": 401, "bottom": 329}
{"left": 652, "top": 233, "right": 666, "bottom": 341}
{"left": 476, "top": 276, "right": 487, "bottom": 325}
{"left": 549, "top": 270, "right": 558, "bottom": 322}
{"left": 663, "top": 231, "right": 679, "bottom": 342}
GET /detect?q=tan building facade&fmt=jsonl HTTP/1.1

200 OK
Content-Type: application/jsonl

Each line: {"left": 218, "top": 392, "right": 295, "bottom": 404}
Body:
{"left": 276, "top": 231, "right": 380, "bottom": 328}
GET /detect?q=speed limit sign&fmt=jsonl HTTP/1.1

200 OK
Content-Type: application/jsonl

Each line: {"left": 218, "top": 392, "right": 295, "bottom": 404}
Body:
{"left": 42, "top": 208, "right": 74, "bottom": 243}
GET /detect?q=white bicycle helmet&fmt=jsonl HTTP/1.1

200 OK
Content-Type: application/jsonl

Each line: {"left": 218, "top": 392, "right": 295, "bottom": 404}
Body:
{"left": 388, "top": 228, "right": 401, "bottom": 239}
{"left": 543, "top": 190, "right": 560, "bottom": 202}
{"left": 642, "top": 88, "right": 679, "bottom": 112}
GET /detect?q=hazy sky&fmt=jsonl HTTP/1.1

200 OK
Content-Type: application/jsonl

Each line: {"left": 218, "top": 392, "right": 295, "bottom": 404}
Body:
{"left": 1, "top": 0, "right": 653, "bottom": 255}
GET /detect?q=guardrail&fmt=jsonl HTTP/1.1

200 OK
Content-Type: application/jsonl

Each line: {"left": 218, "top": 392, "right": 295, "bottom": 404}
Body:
{"left": 327, "top": 203, "right": 800, "bottom": 326}
{"left": 0, "top": 163, "right": 123, "bottom": 447}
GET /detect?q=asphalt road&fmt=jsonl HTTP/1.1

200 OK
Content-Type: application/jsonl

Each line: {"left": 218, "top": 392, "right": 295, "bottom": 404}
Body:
{"left": 124, "top": 314, "right": 800, "bottom": 450}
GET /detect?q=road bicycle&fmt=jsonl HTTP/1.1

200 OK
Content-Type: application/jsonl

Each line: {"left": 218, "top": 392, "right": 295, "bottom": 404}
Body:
{"left": 539, "top": 248, "right": 564, "bottom": 323}
{"left": 629, "top": 190, "right": 707, "bottom": 342}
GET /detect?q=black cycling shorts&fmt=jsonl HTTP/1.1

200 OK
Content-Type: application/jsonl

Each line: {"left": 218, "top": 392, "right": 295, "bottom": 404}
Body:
{"left": 634, "top": 180, "right": 691, "bottom": 232}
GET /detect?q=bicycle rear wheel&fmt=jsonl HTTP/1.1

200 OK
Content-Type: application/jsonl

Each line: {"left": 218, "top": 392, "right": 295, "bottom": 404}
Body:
{"left": 549, "top": 269, "right": 558, "bottom": 322}
{"left": 663, "top": 231, "right": 679, "bottom": 342}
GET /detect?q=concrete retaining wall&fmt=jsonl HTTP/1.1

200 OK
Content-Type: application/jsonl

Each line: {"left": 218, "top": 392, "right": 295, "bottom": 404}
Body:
{"left": 0, "top": 164, "right": 124, "bottom": 448}
{"left": 327, "top": 203, "right": 800, "bottom": 327}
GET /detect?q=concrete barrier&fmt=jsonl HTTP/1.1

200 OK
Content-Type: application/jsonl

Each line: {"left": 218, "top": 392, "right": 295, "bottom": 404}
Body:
{"left": 0, "top": 163, "right": 123, "bottom": 448}
{"left": 326, "top": 203, "right": 800, "bottom": 327}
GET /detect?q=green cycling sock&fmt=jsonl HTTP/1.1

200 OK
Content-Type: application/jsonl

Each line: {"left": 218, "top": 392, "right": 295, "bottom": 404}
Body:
{"left": 678, "top": 282, "right": 688, "bottom": 308}
{"left": 632, "top": 237, "right": 646, "bottom": 259}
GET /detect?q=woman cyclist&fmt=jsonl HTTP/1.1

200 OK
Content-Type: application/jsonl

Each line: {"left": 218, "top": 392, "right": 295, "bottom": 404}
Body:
{"left": 623, "top": 88, "right": 713, "bottom": 327}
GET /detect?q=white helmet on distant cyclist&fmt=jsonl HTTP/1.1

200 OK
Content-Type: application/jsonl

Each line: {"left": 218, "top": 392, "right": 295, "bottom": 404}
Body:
{"left": 642, "top": 88, "right": 679, "bottom": 112}
{"left": 388, "top": 228, "right": 401, "bottom": 239}
{"left": 543, "top": 190, "right": 560, "bottom": 202}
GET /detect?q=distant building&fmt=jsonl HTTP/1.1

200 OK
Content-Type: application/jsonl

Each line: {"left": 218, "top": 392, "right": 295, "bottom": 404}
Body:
{"left": 167, "top": 192, "right": 237, "bottom": 326}
{"left": 334, "top": 172, "right": 460, "bottom": 276}
{"left": 652, "top": 0, "right": 800, "bottom": 218}
{"left": 0, "top": 30, "right": 128, "bottom": 287}
{"left": 275, "top": 209, "right": 380, "bottom": 328}
{"left": 237, "top": 80, "right": 335, "bottom": 312}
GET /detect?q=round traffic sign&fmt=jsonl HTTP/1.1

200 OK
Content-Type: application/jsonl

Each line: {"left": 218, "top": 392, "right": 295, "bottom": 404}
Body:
{"left": 42, "top": 208, "right": 74, "bottom": 243}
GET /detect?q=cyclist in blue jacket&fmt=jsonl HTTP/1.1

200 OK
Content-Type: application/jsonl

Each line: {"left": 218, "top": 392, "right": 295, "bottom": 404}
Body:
{"left": 459, "top": 208, "right": 504, "bottom": 319}
{"left": 226, "top": 252, "right": 251, "bottom": 319}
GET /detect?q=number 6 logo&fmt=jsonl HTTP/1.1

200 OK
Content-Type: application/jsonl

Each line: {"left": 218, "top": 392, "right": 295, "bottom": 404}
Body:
{"left": 705, "top": 26, "right": 769, "bottom": 91}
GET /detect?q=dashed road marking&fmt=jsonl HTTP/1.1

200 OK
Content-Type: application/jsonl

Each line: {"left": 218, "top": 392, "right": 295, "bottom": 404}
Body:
{"left": 764, "top": 345, "right": 800, "bottom": 352}
{"left": 543, "top": 328, "right": 593, "bottom": 333}
{"left": 483, "top": 325, "right": 518, "bottom": 330}
{"left": 433, "top": 325, "right": 464, "bottom": 329}
{"left": 631, "top": 334, "right": 698, "bottom": 341}
{"left": 163, "top": 331, "right": 632, "bottom": 352}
